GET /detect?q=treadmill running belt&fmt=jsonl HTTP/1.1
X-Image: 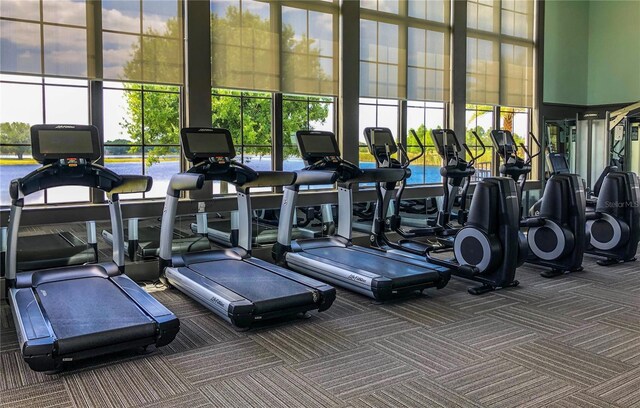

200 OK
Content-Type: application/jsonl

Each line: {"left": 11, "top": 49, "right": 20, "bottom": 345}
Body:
{"left": 36, "top": 276, "right": 156, "bottom": 353}
{"left": 303, "top": 246, "right": 443, "bottom": 286}
{"left": 17, "top": 233, "right": 94, "bottom": 271}
{"left": 187, "top": 260, "right": 316, "bottom": 313}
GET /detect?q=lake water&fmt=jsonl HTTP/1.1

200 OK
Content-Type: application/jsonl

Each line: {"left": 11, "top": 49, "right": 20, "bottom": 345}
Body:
{"left": 0, "top": 158, "right": 442, "bottom": 205}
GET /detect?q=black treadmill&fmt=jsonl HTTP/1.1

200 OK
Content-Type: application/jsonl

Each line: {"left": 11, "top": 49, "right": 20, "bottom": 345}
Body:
{"left": 101, "top": 217, "right": 211, "bottom": 261}
{"left": 6, "top": 124, "right": 179, "bottom": 372}
{"left": 159, "top": 127, "right": 335, "bottom": 329}
{"left": 272, "top": 130, "right": 450, "bottom": 301}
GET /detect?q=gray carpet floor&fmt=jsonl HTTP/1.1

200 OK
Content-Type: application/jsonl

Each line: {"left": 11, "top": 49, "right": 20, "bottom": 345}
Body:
{"left": 1, "top": 236, "right": 639, "bottom": 407}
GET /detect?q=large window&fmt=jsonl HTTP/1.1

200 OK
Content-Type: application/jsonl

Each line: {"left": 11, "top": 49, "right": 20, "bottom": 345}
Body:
{"left": 358, "top": 1, "right": 451, "bottom": 186}
{"left": 103, "top": 82, "right": 181, "bottom": 199}
{"left": 0, "top": 75, "right": 90, "bottom": 205}
{"left": 211, "top": 0, "right": 338, "bottom": 96}
{"left": 465, "top": 104, "right": 495, "bottom": 180}
{"left": 283, "top": 94, "right": 335, "bottom": 171}
{"left": 406, "top": 101, "right": 446, "bottom": 185}
{"left": 466, "top": 0, "right": 534, "bottom": 108}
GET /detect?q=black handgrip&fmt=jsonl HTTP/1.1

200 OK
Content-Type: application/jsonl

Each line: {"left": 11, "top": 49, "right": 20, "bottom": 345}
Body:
{"left": 294, "top": 170, "right": 338, "bottom": 186}
{"left": 520, "top": 217, "right": 546, "bottom": 228}
{"left": 350, "top": 168, "right": 407, "bottom": 184}
{"left": 244, "top": 171, "right": 296, "bottom": 188}
{"left": 111, "top": 175, "right": 153, "bottom": 194}
{"left": 167, "top": 173, "right": 204, "bottom": 196}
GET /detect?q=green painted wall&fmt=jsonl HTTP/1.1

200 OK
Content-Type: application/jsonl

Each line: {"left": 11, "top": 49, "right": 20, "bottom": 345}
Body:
{"left": 544, "top": 0, "right": 640, "bottom": 106}
{"left": 586, "top": 0, "right": 640, "bottom": 105}
{"left": 544, "top": 0, "right": 590, "bottom": 105}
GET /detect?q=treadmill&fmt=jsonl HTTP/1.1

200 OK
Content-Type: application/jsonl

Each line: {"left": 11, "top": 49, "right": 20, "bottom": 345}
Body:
{"left": 272, "top": 130, "right": 450, "bottom": 301}
{"left": 159, "top": 127, "right": 335, "bottom": 329}
{"left": 190, "top": 208, "right": 320, "bottom": 248}
{"left": 102, "top": 216, "right": 211, "bottom": 261}
{"left": 6, "top": 124, "right": 179, "bottom": 372}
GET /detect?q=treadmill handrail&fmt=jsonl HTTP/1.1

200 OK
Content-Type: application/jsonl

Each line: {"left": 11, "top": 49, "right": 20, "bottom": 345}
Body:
{"left": 10, "top": 162, "right": 152, "bottom": 200}
{"left": 292, "top": 170, "right": 338, "bottom": 186}
{"left": 167, "top": 173, "right": 205, "bottom": 197}
{"left": 345, "top": 168, "right": 407, "bottom": 186}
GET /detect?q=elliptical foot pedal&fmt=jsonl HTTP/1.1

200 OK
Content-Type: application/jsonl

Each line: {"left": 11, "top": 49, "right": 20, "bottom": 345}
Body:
{"left": 540, "top": 269, "right": 564, "bottom": 278}
{"left": 596, "top": 258, "right": 620, "bottom": 267}
{"left": 467, "top": 284, "right": 494, "bottom": 295}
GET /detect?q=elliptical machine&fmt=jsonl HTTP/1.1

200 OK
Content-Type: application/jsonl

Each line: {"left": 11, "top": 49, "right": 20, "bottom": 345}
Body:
{"left": 491, "top": 130, "right": 587, "bottom": 278}
{"left": 364, "top": 127, "right": 524, "bottom": 294}
{"left": 543, "top": 140, "right": 640, "bottom": 266}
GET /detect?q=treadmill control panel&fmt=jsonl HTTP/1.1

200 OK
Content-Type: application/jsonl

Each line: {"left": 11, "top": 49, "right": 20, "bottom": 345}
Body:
{"left": 181, "top": 127, "right": 235, "bottom": 162}
{"left": 31, "top": 124, "right": 101, "bottom": 164}
{"left": 296, "top": 130, "right": 341, "bottom": 164}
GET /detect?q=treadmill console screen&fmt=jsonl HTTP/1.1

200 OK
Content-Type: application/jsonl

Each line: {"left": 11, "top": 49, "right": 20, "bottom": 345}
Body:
{"left": 31, "top": 124, "right": 101, "bottom": 162}
{"left": 296, "top": 131, "right": 340, "bottom": 159}
{"left": 181, "top": 128, "right": 235, "bottom": 160}
{"left": 547, "top": 153, "right": 570, "bottom": 174}
{"left": 364, "top": 127, "right": 396, "bottom": 154}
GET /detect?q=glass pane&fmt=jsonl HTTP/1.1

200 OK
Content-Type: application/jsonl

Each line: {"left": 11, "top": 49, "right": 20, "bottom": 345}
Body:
{"left": 211, "top": 0, "right": 278, "bottom": 91}
{"left": 105, "top": 152, "right": 144, "bottom": 200}
{"left": 43, "top": 25, "right": 87, "bottom": 77}
{"left": 0, "top": 121, "right": 36, "bottom": 206}
{"left": 142, "top": 88, "right": 180, "bottom": 145}
{"left": 140, "top": 36, "right": 183, "bottom": 84}
{"left": 103, "top": 32, "right": 140, "bottom": 80}
{"left": 241, "top": 146, "right": 271, "bottom": 171}
{"left": 241, "top": 96, "right": 271, "bottom": 160}
{"left": 0, "top": 82, "right": 44, "bottom": 125}
{"left": 359, "top": 19, "right": 376, "bottom": 62}
{"left": 0, "top": 20, "right": 41, "bottom": 75}
{"left": 143, "top": 0, "right": 179, "bottom": 34}
{"left": 43, "top": 0, "right": 86, "bottom": 26}
{"left": 102, "top": 0, "right": 141, "bottom": 33}
{"left": 144, "top": 146, "right": 180, "bottom": 198}
{"left": 45, "top": 85, "right": 89, "bottom": 124}
{"left": 0, "top": 0, "right": 40, "bottom": 20}
{"left": 104, "top": 87, "right": 139, "bottom": 144}
{"left": 281, "top": 8, "right": 336, "bottom": 96}
{"left": 211, "top": 92, "right": 242, "bottom": 147}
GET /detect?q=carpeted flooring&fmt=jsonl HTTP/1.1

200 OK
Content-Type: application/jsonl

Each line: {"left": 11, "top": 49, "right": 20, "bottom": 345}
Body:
{"left": 1, "top": 236, "right": 639, "bottom": 407}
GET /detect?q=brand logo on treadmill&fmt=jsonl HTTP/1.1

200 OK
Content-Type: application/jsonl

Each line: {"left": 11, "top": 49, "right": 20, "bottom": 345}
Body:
{"left": 506, "top": 195, "right": 517, "bottom": 200}
{"left": 312, "top": 291, "right": 319, "bottom": 302}
{"left": 55, "top": 125, "right": 75, "bottom": 129}
{"left": 210, "top": 296, "right": 225, "bottom": 309}
{"left": 347, "top": 274, "right": 367, "bottom": 284}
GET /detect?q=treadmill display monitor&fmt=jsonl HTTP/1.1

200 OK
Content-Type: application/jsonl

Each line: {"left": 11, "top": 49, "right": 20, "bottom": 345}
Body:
{"left": 548, "top": 153, "right": 570, "bottom": 174}
{"left": 31, "top": 125, "right": 101, "bottom": 162}
{"left": 297, "top": 131, "right": 340, "bottom": 158}
{"left": 181, "top": 128, "right": 235, "bottom": 160}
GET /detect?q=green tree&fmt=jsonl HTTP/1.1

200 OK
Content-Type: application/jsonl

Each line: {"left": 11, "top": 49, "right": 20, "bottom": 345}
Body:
{"left": 104, "top": 139, "right": 132, "bottom": 156}
{"left": 120, "top": 8, "right": 332, "bottom": 166}
{"left": 0, "top": 122, "right": 31, "bottom": 159}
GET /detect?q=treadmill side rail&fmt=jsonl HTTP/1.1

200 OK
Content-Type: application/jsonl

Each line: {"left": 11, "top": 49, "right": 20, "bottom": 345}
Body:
{"left": 9, "top": 288, "right": 57, "bottom": 371}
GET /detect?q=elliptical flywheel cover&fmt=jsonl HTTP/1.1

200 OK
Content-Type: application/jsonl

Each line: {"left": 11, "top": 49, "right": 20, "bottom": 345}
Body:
{"left": 528, "top": 221, "right": 569, "bottom": 261}
{"left": 454, "top": 228, "right": 492, "bottom": 272}
{"left": 587, "top": 213, "right": 627, "bottom": 250}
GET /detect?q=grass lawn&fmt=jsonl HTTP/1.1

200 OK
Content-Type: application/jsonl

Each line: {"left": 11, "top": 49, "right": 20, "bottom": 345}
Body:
{"left": 0, "top": 157, "right": 179, "bottom": 165}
